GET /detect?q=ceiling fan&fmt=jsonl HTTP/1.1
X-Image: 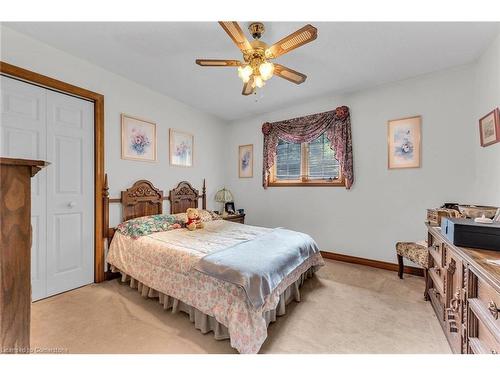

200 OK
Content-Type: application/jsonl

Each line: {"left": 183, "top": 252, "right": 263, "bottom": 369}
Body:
{"left": 196, "top": 22, "right": 317, "bottom": 95}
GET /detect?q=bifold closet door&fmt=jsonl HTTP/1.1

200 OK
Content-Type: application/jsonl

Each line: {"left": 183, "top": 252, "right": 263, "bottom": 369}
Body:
{"left": 0, "top": 75, "right": 94, "bottom": 300}
{"left": 45, "top": 91, "right": 94, "bottom": 297}
{"left": 0, "top": 76, "right": 48, "bottom": 301}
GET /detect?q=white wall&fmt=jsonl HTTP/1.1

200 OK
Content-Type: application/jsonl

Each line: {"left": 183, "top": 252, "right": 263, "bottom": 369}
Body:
{"left": 0, "top": 26, "right": 229, "bottom": 226}
{"left": 473, "top": 33, "right": 500, "bottom": 206}
{"left": 225, "top": 65, "right": 476, "bottom": 263}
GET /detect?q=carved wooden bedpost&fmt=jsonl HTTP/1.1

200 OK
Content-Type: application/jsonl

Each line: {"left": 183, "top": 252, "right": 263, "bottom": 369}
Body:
{"left": 103, "top": 173, "right": 110, "bottom": 242}
{"left": 202, "top": 178, "right": 207, "bottom": 210}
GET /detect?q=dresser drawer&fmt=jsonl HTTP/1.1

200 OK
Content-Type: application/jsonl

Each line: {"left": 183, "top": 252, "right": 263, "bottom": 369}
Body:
{"left": 429, "top": 287, "right": 445, "bottom": 321}
{"left": 429, "top": 244, "right": 443, "bottom": 269}
{"left": 429, "top": 266, "right": 445, "bottom": 295}
{"left": 469, "top": 338, "right": 498, "bottom": 354}
{"left": 428, "top": 235, "right": 444, "bottom": 268}
{"left": 477, "top": 277, "right": 500, "bottom": 330}
{"left": 469, "top": 298, "right": 500, "bottom": 353}
{"left": 469, "top": 314, "right": 500, "bottom": 354}
{"left": 477, "top": 318, "right": 500, "bottom": 354}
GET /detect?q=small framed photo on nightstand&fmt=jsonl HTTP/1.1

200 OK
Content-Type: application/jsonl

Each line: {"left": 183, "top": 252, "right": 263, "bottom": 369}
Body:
{"left": 225, "top": 202, "right": 235, "bottom": 214}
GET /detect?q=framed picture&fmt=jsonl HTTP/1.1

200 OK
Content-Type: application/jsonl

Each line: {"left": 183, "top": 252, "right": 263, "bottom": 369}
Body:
{"left": 238, "top": 144, "right": 253, "bottom": 178}
{"left": 170, "top": 129, "right": 194, "bottom": 167}
{"left": 121, "top": 114, "right": 157, "bottom": 162}
{"left": 479, "top": 108, "right": 500, "bottom": 147}
{"left": 225, "top": 202, "right": 235, "bottom": 214}
{"left": 387, "top": 115, "right": 422, "bottom": 169}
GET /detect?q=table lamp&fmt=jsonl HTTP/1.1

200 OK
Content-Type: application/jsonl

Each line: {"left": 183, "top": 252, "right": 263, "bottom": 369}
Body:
{"left": 215, "top": 187, "right": 233, "bottom": 217}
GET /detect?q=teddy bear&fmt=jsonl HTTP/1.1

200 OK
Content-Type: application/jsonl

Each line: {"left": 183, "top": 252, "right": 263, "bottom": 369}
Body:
{"left": 186, "top": 207, "right": 204, "bottom": 231}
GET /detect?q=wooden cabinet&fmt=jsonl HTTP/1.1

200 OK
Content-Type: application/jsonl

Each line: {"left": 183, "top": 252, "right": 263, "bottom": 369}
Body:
{"left": 0, "top": 157, "right": 48, "bottom": 354}
{"left": 427, "top": 224, "right": 500, "bottom": 354}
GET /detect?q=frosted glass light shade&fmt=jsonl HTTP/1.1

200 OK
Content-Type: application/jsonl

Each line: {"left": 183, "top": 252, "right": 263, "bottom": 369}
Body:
{"left": 237, "top": 65, "right": 253, "bottom": 82}
{"left": 253, "top": 76, "right": 265, "bottom": 88}
{"left": 259, "top": 62, "right": 274, "bottom": 80}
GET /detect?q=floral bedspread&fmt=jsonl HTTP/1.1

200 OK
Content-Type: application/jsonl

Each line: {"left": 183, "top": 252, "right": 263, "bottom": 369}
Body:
{"left": 106, "top": 220, "right": 324, "bottom": 353}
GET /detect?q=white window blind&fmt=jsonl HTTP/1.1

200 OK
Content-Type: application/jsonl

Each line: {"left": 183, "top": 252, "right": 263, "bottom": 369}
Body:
{"left": 276, "top": 139, "right": 301, "bottom": 180}
{"left": 307, "top": 133, "right": 340, "bottom": 180}
{"left": 274, "top": 132, "right": 340, "bottom": 182}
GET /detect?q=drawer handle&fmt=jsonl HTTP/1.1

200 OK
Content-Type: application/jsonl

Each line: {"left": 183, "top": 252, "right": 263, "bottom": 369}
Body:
{"left": 488, "top": 301, "right": 499, "bottom": 320}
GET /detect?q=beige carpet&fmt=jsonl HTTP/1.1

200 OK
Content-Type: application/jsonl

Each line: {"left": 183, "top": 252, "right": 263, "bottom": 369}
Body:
{"left": 31, "top": 260, "right": 451, "bottom": 354}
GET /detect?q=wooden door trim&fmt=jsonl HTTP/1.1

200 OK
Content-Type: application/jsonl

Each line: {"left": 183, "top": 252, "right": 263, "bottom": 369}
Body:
{"left": 0, "top": 61, "right": 106, "bottom": 283}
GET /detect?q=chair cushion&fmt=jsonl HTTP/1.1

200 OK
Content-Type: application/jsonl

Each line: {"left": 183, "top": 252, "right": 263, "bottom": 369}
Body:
{"left": 396, "top": 241, "right": 429, "bottom": 268}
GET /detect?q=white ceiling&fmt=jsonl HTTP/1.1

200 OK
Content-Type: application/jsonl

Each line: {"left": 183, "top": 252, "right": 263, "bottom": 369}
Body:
{"left": 5, "top": 22, "right": 500, "bottom": 121}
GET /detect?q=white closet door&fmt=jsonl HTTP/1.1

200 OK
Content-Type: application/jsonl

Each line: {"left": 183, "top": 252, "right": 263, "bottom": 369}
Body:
{"left": 0, "top": 76, "right": 48, "bottom": 301}
{"left": 45, "top": 91, "right": 94, "bottom": 296}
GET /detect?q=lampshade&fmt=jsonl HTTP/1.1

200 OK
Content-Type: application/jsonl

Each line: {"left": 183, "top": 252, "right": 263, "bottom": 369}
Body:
{"left": 215, "top": 188, "right": 233, "bottom": 203}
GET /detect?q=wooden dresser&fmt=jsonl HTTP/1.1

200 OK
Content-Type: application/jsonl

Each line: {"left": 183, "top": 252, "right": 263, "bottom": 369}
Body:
{"left": 0, "top": 157, "right": 48, "bottom": 354}
{"left": 426, "top": 224, "right": 500, "bottom": 354}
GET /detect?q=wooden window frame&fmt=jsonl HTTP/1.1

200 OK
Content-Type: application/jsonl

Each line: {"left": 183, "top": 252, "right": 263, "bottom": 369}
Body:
{"left": 268, "top": 140, "right": 345, "bottom": 187}
{"left": 0, "top": 61, "right": 107, "bottom": 283}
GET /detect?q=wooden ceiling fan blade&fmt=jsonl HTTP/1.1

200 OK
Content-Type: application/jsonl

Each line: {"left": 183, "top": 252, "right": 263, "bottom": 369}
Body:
{"left": 195, "top": 59, "right": 241, "bottom": 67}
{"left": 219, "top": 21, "right": 253, "bottom": 52}
{"left": 274, "top": 64, "right": 307, "bottom": 84}
{"left": 242, "top": 77, "right": 255, "bottom": 95}
{"left": 265, "top": 24, "right": 317, "bottom": 59}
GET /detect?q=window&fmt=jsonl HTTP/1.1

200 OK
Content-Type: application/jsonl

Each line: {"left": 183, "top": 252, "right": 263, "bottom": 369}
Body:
{"left": 276, "top": 141, "right": 301, "bottom": 180}
{"left": 270, "top": 132, "right": 344, "bottom": 186}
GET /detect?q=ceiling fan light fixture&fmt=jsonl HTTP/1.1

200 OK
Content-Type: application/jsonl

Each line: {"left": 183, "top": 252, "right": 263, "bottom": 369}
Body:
{"left": 196, "top": 22, "right": 317, "bottom": 95}
{"left": 259, "top": 62, "right": 274, "bottom": 80}
{"left": 237, "top": 65, "right": 253, "bottom": 82}
{"left": 253, "top": 75, "right": 265, "bottom": 88}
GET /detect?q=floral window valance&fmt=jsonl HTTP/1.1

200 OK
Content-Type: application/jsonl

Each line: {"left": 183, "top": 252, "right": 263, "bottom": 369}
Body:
{"left": 262, "top": 106, "right": 353, "bottom": 189}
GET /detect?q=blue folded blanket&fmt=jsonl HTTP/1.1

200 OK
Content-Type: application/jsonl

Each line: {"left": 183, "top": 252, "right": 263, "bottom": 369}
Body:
{"left": 194, "top": 228, "right": 322, "bottom": 309}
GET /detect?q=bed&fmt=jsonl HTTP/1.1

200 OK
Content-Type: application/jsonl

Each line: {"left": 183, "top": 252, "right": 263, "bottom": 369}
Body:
{"left": 103, "top": 176, "right": 324, "bottom": 353}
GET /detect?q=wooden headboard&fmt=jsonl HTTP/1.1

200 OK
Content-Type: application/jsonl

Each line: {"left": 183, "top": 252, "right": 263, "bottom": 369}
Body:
{"left": 103, "top": 174, "right": 206, "bottom": 243}
{"left": 121, "top": 180, "right": 164, "bottom": 221}
{"left": 169, "top": 181, "right": 205, "bottom": 214}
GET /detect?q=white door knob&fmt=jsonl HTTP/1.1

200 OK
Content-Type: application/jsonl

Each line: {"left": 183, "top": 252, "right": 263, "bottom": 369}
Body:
{"left": 68, "top": 201, "right": 76, "bottom": 208}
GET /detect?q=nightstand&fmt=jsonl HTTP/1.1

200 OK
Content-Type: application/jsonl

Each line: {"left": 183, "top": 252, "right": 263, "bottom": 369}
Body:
{"left": 223, "top": 213, "right": 245, "bottom": 224}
